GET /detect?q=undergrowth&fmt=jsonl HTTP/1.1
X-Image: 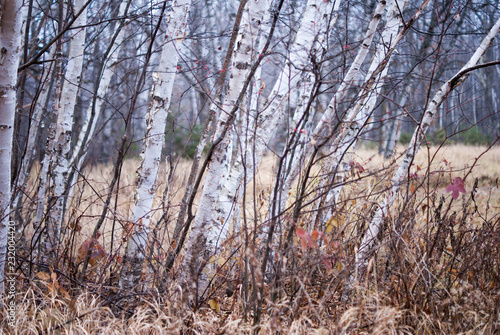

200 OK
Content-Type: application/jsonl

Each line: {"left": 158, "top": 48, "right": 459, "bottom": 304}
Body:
{"left": 2, "top": 146, "right": 500, "bottom": 334}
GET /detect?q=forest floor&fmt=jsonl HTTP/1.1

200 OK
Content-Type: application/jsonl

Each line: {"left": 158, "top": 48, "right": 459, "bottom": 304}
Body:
{"left": 2, "top": 144, "right": 500, "bottom": 334}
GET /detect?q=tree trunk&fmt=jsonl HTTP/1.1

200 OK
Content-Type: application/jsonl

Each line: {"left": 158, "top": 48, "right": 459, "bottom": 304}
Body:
{"left": 317, "top": 0, "right": 409, "bottom": 228}
{"left": 274, "top": 0, "right": 389, "bottom": 220}
{"left": 43, "top": 0, "right": 88, "bottom": 259}
{"left": 0, "top": 0, "right": 25, "bottom": 296}
{"left": 13, "top": 46, "right": 56, "bottom": 218}
{"left": 70, "top": 0, "right": 130, "bottom": 171}
{"left": 352, "top": 15, "right": 500, "bottom": 291}
{"left": 120, "top": 0, "right": 192, "bottom": 291}
{"left": 179, "top": 0, "right": 269, "bottom": 301}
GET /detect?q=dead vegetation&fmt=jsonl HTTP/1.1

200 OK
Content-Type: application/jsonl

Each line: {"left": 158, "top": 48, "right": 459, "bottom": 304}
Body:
{"left": 3, "top": 145, "right": 500, "bottom": 334}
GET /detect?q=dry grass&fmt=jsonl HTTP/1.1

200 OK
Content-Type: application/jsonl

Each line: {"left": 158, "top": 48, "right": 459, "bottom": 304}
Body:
{"left": 4, "top": 145, "right": 500, "bottom": 334}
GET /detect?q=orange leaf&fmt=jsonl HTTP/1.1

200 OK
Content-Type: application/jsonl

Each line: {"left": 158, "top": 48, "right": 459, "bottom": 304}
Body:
{"left": 311, "top": 230, "right": 319, "bottom": 242}
{"left": 36, "top": 272, "right": 50, "bottom": 281}
{"left": 77, "top": 235, "right": 107, "bottom": 266}
{"left": 312, "top": 229, "right": 327, "bottom": 243}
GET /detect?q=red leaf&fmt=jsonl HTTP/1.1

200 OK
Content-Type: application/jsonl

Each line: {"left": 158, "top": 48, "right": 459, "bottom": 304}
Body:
{"left": 305, "top": 233, "right": 317, "bottom": 249}
{"left": 296, "top": 227, "right": 307, "bottom": 252}
{"left": 296, "top": 227, "right": 306, "bottom": 237}
{"left": 322, "top": 256, "right": 333, "bottom": 271}
{"left": 78, "top": 234, "right": 106, "bottom": 266}
{"left": 296, "top": 227, "right": 317, "bottom": 250}
{"left": 446, "top": 177, "right": 466, "bottom": 200}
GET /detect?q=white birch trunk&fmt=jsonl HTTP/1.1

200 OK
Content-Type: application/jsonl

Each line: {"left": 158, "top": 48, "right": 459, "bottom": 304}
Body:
{"left": 179, "top": 0, "right": 269, "bottom": 298}
{"left": 208, "top": 0, "right": 339, "bottom": 272}
{"left": 279, "top": 0, "right": 431, "bottom": 216}
{"left": 382, "top": 86, "right": 408, "bottom": 159}
{"left": 212, "top": 0, "right": 274, "bottom": 241}
{"left": 44, "top": 0, "right": 88, "bottom": 256}
{"left": 0, "top": 0, "right": 25, "bottom": 295}
{"left": 250, "top": 0, "right": 339, "bottom": 229}
{"left": 353, "top": 15, "right": 500, "bottom": 284}
{"left": 268, "top": 0, "right": 342, "bottom": 222}
{"left": 119, "top": 0, "right": 192, "bottom": 290}
{"left": 70, "top": 0, "right": 129, "bottom": 169}
{"left": 317, "top": 0, "right": 408, "bottom": 228}
{"left": 13, "top": 47, "right": 56, "bottom": 212}
{"left": 269, "top": 0, "right": 389, "bottom": 232}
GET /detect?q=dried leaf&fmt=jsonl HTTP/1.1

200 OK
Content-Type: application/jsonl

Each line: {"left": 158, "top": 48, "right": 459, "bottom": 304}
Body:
{"left": 208, "top": 299, "right": 220, "bottom": 312}
{"left": 59, "top": 286, "right": 71, "bottom": 301}
{"left": 325, "top": 217, "right": 340, "bottom": 234}
{"left": 421, "top": 204, "right": 428, "bottom": 213}
{"left": 36, "top": 272, "right": 50, "bottom": 281}
{"left": 122, "top": 221, "right": 135, "bottom": 242}
{"left": 77, "top": 235, "right": 106, "bottom": 266}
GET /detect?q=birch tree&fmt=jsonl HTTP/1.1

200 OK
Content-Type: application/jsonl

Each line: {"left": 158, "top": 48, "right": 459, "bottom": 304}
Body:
{"left": 70, "top": 0, "right": 130, "bottom": 171}
{"left": 179, "top": 0, "right": 270, "bottom": 300}
{"left": 41, "top": 0, "right": 88, "bottom": 258}
{"left": 315, "top": 0, "right": 409, "bottom": 228}
{"left": 0, "top": 0, "right": 25, "bottom": 295}
{"left": 13, "top": 47, "right": 56, "bottom": 218}
{"left": 260, "top": 0, "right": 341, "bottom": 227}
{"left": 352, "top": 14, "right": 500, "bottom": 288}
{"left": 267, "top": 0, "right": 389, "bottom": 226}
{"left": 120, "top": 0, "right": 192, "bottom": 290}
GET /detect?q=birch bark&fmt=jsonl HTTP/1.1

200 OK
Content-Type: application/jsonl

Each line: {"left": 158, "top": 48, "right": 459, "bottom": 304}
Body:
{"left": 211, "top": 0, "right": 273, "bottom": 242}
{"left": 266, "top": 0, "right": 341, "bottom": 225}
{"left": 179, "top": 0, "right": 269, "bottom": 299}
{"left": 43, "top": 0, "right": 88, "bottom": 257}
{"left": 120, "top": 0, "right": 192, "bottom": 290}
{"left": 317, "top": 0, "right": 408, "bottom": 227}
{"left": 70, "top": 0, "right": 130, "bottom": 170}
{"left": 263, "top": 0, "right": 389, "bottom": 241}
{"left": 13, "top": 47, "right": 56, "bottom": 215}
{"left": 380, "top": 87, "right": 408, "bottom": 159}
{"left": 0, "top": 0, "right": 25, "bottom": 295}
{"left": 279, "top": 0, "right": 430, "bottom": 219}
{"left": 353, "top": 15, "right": 500, "bottom": 284}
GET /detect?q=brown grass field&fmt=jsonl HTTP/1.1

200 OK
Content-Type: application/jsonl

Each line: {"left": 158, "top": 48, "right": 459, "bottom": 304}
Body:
{"left": 2, "top": 144, "right": 500, "bottom": 334}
